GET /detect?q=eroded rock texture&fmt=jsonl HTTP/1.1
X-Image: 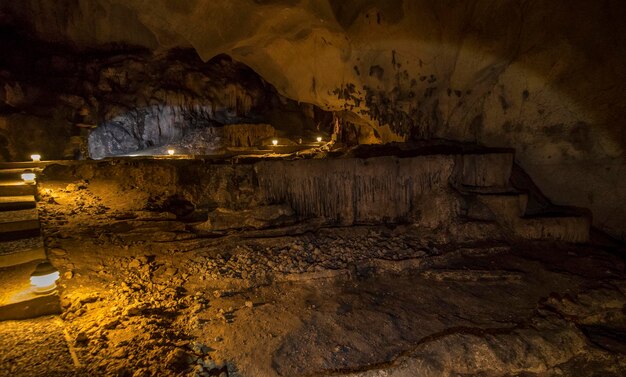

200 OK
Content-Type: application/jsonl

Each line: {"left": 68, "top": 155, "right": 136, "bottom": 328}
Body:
{"left": 0, "top": 32, "right": 329, "bottom": 160}
{"left": 0, "top": 0, "right": 625, "bottom": 238}
{"left": 7, "top": 169, "right": 625, "bottom": 376}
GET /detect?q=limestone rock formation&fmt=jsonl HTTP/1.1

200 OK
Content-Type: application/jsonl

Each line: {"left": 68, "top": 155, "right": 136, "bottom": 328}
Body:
{"left": 195, "top": 205, "right": 296, "bottom": 232}
{"left": 88, "top": 122, "right": 278, "bottom": 158}
{"left": 0, "top": 33, "right": 330, "bottom": 160}
{"left": 0, "top": 0, "right": 625, "bottom": 239}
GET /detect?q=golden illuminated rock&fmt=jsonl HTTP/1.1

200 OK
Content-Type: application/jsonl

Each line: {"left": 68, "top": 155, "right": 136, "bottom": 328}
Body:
{"left": 0, "top": 0, "right": 624, "bottom": 238}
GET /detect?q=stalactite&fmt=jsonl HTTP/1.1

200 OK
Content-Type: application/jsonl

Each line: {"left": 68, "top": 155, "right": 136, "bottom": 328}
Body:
{"left": 255, "top": 156, "right": 455, "bottom": 224}
{"left": 222, "top": 124, "right": 275, "bottom": 147}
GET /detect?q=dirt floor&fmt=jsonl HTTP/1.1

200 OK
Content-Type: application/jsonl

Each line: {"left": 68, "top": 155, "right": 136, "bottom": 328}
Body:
{"left": 1, "top": 179, "right": 626, "bottom": 376}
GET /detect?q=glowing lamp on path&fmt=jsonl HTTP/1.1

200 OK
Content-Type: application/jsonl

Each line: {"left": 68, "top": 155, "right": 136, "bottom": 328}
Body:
{"left": 167, "top": 149, "right": 175, "bottom": 156}
{"left": 30, "top": 261, "right": 60, "bottom": 294}
{"left": 316, "top": 136, "right": 322, "bottom": 142}
{"left": 30, "top": 154, "right": 41, "bottom": 162}
{"left": 21, "top": 172, "right": 36, "bottom": 184}
{"left": 272, "top": 139, "right": 278, "bottom": 146}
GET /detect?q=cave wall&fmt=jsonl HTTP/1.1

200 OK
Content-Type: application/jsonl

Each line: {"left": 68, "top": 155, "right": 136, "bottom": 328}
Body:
{"left": 1, "top": 0, "right": 625, "bottom": 239}
{"left": 0, "top": 31, "right": 328, "bottom": 160}
{"left": 255, "top": 156, "right": 456, "bottom": 225}
{"left": 40, "top": 156, "right": 462, "bottom": 229}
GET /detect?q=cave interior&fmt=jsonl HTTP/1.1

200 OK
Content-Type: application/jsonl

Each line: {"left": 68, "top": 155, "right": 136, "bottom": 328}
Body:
{"left": 0, "top": 1, "right": 625, "bottom": 376}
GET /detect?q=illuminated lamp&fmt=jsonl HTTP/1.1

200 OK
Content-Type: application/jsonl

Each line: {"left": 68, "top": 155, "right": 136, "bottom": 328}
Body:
{"left": 30, "top": 261, "right": 60, "bottom": 294}
{"left": 167, "top": 149, "right": 175, "bottom": 156}
{"left": 30, "top": 154, "right": 41, "bottom": 162}
{"left": 21, "top": 172, "right": 36, "bottom": 184}
{"left": 316, "top": 136, "right": 322, "bottom": 142}
{"left": 272, "top": 139, "right": 278, "bottom": 146}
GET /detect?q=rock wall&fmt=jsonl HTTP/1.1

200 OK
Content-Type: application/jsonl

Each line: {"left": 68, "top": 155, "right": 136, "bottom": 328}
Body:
{"left": 0, "top": 31, "right": 330, "bottom": 160}
{"left": 223, "top": 124, "right": 277, "bottom": 148}
{"left": 255, "top": 156, "right": 455, "bottom": 225}
{"left": 41, "top": 152, "right": 593, "bottom": 244}
{"left": 1, "top": 0, "right": 625, "bottom": 238}
{"left": 41, "top": 160, "right": 261, "bottom": 214}
{"left": 88, "top": 121, "right": 277, "bottom": 159}
{"left": 40, "top": 153, "right": 512, "bottom": 230}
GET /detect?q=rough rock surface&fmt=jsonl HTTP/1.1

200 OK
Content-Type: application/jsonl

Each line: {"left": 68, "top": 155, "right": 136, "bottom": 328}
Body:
{"left": 39, "top": 148, "right": 591, "bottom": 245}
{"left": 255, "top": 156, "right": 456, "bottom": 225}
{"left": 89, "top": 123, "right": 278, "bottom": 159}
{"left": 1, "top": 0, "right": 625, "bottom": 238}
{"left": 0, "top": 174, "right": 623, "bottom": 376}
{"left": 195, "top": 205, "right": 296, "bottom": 232}
{"left": 0, "top": 33, "right": 330, "bottom": 160}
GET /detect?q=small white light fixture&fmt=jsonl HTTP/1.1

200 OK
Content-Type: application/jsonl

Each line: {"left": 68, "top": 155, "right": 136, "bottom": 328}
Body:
{"left": 167, "top": 149, "right": 175, "bottom": 156}
{"left": 30, "top": 154, "right": 41, "bottom": 162}
{"left": 272, "top": 139, "right": 278, "bottom": 146}
{"left": 21, "top": 172, "right": 36, "bottom": 184}
{"left": 30, "top": 261, "right": 60, "bottom": 294}
{"left": 316, "top": 136, "right": 322, "bottom": 142}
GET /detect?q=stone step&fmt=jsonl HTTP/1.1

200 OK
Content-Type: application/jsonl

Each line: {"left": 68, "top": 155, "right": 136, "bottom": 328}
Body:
{"left": 0, "top": 161, "right": 52, "bottom": 170}
{"left": 0, "top": 181, "right": 37, "bottom": 196}
{"left": 0, "top": 170, "right": 56, "bottom": 322}
{"left": 455, "top": 152, "right": 514, "bottom": 188}
{"left": 0, "top": 247, "right": 47, "bottom": 268}
{"left": 0, "top": 237, "right": 46, "bottom": 268}
{"left": 465, "top": 189, "right": 590, "bottom": 243}
{"left": 0, "top": 260, "right": 40, "bottom": 304}
{"left": 0, "top": 217, "right": 40, "bottom": 232}
{"left": 0, "top": 261, "right": 61, "bottom": 321}
{"left": 458, "top": 185, "right": 519, "bottom": 195}
{"left": 0, "top": 195, "right": 36, "bottom": 211}
{"left": 0, "top": 168, "right": 43, "bottom": 184}
{"left": 470, "top": 192, "right": 529, "bottom": 222}
{"left": 515, "top": 215, "right": 591, "bottom": 243}
{"left": 0, "top": 292, "right": 61, "bottom": 321}
{"left": 0, "top": 167, "right": 43, "bottom": 176}
{"left": 0, "top": 220, "right": 40, "bottom": 242}
{"left": 0, "top": 208, "right": 39, "bottom": 223}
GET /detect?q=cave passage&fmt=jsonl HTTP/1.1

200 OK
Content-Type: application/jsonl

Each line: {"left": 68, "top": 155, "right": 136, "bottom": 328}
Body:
{"left": 87, "top": 107, "right": 271, "bottom": 158}
{"left": 84, "top": 53, "right": 335, "bottom": 159}
{"left": 0, "top": 2, "right": 625, "bottom": 377}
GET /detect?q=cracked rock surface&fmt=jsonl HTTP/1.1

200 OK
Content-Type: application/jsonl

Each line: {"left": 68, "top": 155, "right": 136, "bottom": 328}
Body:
{"left": 1, "top": 0, "right": 625, "bottom": 238}
{"left": 1, "top": 177, "right": 625, "bottom": 376}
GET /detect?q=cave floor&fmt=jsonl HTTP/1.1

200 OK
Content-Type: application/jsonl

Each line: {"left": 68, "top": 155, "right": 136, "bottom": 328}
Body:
{"left": 1, "top": 199, "right": 626, "bottom": 376}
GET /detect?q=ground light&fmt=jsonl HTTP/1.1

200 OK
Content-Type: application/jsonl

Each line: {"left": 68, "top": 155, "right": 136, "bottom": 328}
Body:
{"left": 167, "top": 149, "right": 175, "bottom": 156}
{"left": 30, "top": 154, "right": 41, "bottom": 162}
{"left": 21, "top": 172, "right": 36, "bottom": 184}
{"left": 30, "top": 261, "right": 60, "bottom": 294}
{"left": 272, "top": 139, "right": 278, "bottom": 146}
{"left": 316, "top": 136, "right": 322, "bottom": 142}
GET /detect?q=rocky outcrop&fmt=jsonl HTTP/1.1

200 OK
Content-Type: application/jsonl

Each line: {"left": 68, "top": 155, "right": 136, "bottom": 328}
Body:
{"left": 222, "top": 124, "right": 276, "bottom": 148}
{"left": 28, "top": 172, "right": 626, "bottom": 376}
{"left": 41, "top": 147, "right": 591, "bottom": 243}
{"left": 0, "top": 0, "right": 625, "bottom": 238}
{"left": 0, "top": 33, "right": 330, "bottom": 160}
{"left": 255, "top": 156, "right": 456, "bottom": 225}
{"left": 88, "top": 122, "right": 278, "bottom": 159}
{"left": 194, "top": 205, "right": 296, "bottom": 233}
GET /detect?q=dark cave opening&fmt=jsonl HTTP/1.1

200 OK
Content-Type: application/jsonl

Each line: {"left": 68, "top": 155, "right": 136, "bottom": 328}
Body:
{"left": 84, "top": 52, "right": 336, "bottom": 159}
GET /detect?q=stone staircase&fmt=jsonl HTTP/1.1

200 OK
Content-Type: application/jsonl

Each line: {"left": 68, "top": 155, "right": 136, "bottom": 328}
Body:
{"left": 455, "top": 151, "right": 590, "bottom": 243}
{"left": 0, "top": 162, "right": 61, "bottom": 321}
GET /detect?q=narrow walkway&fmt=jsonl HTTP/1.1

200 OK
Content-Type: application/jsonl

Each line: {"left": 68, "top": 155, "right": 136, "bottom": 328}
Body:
{"left": 0, "top": 162, "right": 79, "bottom": 376}
{"left": 0, "top": 162, "right": 60, "bottom": 318}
